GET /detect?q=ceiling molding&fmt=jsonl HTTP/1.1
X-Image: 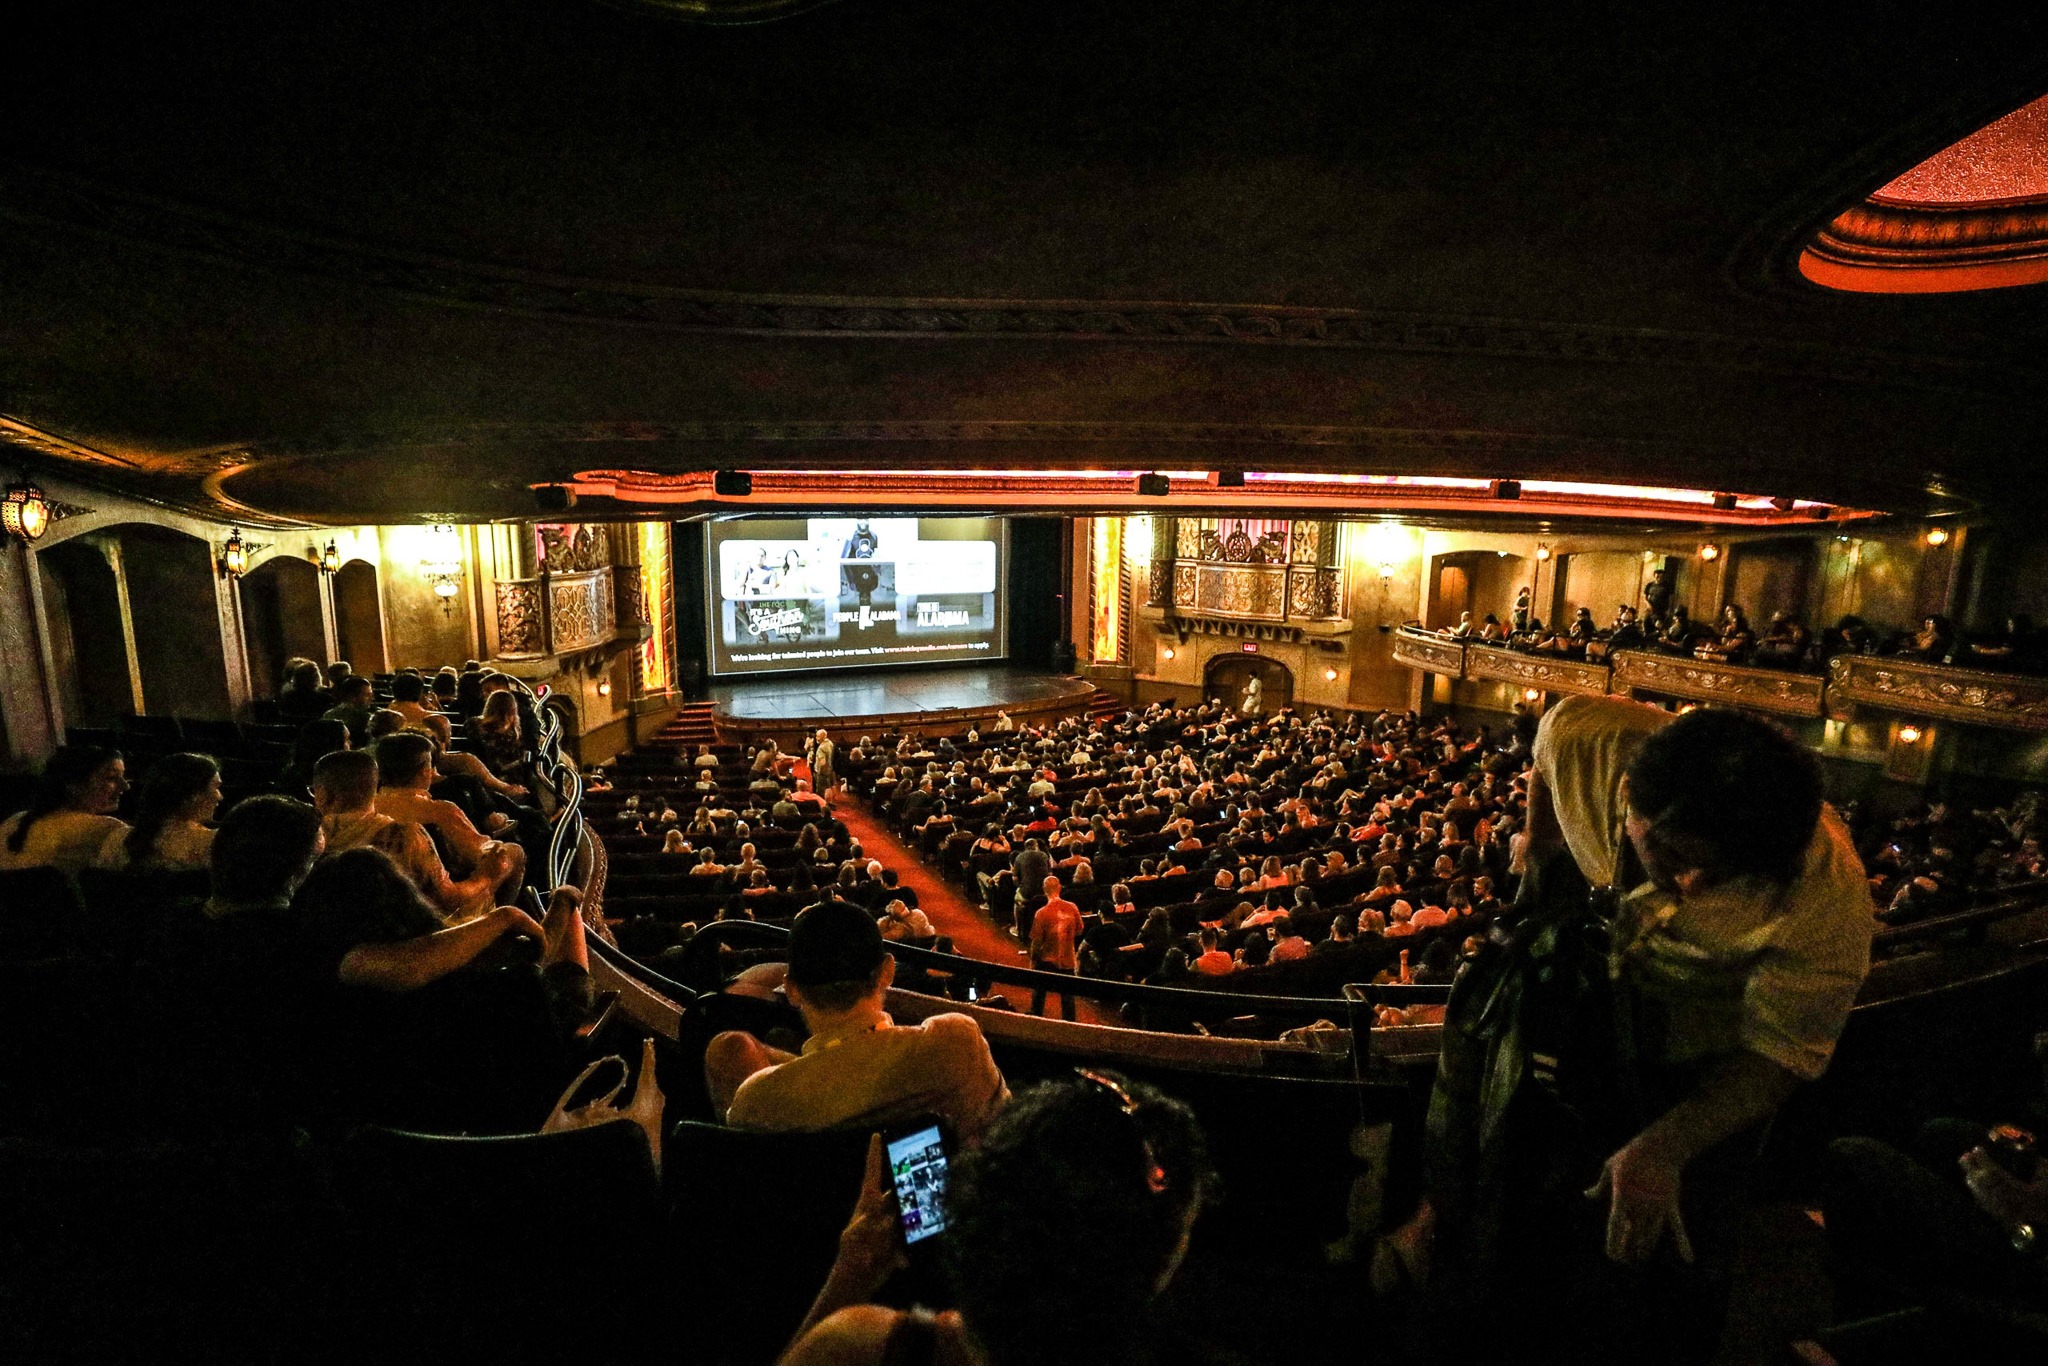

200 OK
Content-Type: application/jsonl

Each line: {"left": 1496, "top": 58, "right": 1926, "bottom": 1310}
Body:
{"left": 587, "top": 0, "right": 850, "bottom": 22}
{"left": 0, "top": 163, "right": 2019, "bottom": 399}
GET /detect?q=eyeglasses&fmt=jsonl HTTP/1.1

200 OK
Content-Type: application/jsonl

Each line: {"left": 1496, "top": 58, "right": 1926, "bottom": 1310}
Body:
{"left": 1074, "top": 1068, "right": 1170, "bottom": 1195}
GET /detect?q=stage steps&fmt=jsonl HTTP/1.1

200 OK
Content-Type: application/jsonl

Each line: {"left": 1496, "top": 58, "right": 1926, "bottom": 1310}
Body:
{"left": 654, "top": 701, "right": 719, "bottom": 749}
{"left": 1087, "top": 689, "right": 1125, "bottom": 723}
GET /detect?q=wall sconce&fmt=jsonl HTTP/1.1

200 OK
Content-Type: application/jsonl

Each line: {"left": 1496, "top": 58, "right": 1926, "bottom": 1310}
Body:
{"left": 1642, "top": 550, "right": 1660, "bottom": 563}
{"left": 1161, "top": 646, "right": 1176, "bottom": 661}
{"left": 1924, "top": 527, "right": 1950, "bottom": 548}
{"left": 420, "top": 524, "right": 464, "bottom": 615}
{"left": 221, "top": 528, "right": 248, "bottom": 579}
{"left": 3, "top": 480, "right": 50, "bottom": 543}
{"left": 1535, "top": 544, "right": 1552, "bottom": 562}
{"left": 1522, "top": 687, "right": 1541, "bottom": 702}
{"left": 1698, "top": 543, "right": 1721, "bottom": 562}
{"left": 597, "top": 679, "right": 612, "bottom": 698}
{"left": 1324, "top": 667, "right": 1339, "bottom": 682}
{"left": 1377, "top": 562, "right": 1395, "bottom": 579}
{"left": 1897, "top": 724, "right": 1922, "bottom": 745}
{"left": 320, "top": 540, "right": 341, "bottom": 575}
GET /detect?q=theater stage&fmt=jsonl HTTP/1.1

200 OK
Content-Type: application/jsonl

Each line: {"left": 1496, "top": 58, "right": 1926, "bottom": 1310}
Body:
{"left": 705, "top": 665, "right": 1099, "bottom": 748}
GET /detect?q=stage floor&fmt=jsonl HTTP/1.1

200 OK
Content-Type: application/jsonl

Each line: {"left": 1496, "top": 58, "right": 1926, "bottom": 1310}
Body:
{"left": 709, "top": 665, "right": 1085, "bottom": 723}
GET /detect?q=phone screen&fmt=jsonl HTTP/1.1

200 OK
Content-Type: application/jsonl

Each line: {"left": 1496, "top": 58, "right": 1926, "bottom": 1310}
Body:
{"left": 886, "top": 1124, "right": 951, "bottom": 1245}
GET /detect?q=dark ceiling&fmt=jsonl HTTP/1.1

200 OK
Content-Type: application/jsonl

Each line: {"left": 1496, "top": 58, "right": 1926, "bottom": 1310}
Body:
{"left": 3, "top": 0, "right": 2044, "bottom": 525}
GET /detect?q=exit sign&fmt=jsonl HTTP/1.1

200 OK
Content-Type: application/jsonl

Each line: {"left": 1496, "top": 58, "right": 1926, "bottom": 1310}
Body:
{"left": 1241, "top": 642, "right": 1258, "bottom": 653}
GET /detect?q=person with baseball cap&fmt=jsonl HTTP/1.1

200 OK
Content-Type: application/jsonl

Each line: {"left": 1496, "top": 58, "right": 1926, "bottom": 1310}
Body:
{"left": 704, "top": 900, "right": 1009, "bottom": 1141}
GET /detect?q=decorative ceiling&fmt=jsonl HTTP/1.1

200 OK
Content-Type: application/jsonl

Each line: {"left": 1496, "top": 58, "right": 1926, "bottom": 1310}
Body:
{"left": 2, "top": 1, "right": 2044, "bottom": 526}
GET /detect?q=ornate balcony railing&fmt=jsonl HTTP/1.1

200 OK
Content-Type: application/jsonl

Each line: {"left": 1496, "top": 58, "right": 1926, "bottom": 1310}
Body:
{"left": 1165, "top": 562, "right": 1344, "bottom": 623}
{"left": 1827, "top": 655, "right": 2048, "bottom": 732}
{"left": 1392, "top": 626, "right": 1467, "bottom": 676}
{"left": 1464, "top": 643, "right": 1612, "bottom": 697}
{"left": 1610, "top": 651, "right": 1827, "bottom": 718}
{"left": 495, "top": 566, "right": 619, "bottom": 659}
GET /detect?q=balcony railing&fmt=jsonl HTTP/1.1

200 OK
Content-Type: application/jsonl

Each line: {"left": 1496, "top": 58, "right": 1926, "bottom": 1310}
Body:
{"left": 496, "top": 566, "right": 620, "bottom": 659}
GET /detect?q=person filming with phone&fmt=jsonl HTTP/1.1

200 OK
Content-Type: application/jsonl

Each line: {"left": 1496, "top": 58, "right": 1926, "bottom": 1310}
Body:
{"left": 779, "top": 1070, "right": 1220, "bottom": 1366}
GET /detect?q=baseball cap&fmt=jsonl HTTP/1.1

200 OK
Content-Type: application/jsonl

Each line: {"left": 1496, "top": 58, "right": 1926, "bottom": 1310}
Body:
{"left": 786, "top": 900, "right": 887, "bottom": 987}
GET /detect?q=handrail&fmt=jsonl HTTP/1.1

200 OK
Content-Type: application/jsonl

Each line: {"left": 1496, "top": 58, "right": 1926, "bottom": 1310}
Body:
{"left": 504, "top": 676, "right": 586, "bottom": 895}
{"left": 664, "top": 919, "right": 1448, "bottom": 1022}
{"left": 1872, "top": 879, "right": 2048, "bottom": 951}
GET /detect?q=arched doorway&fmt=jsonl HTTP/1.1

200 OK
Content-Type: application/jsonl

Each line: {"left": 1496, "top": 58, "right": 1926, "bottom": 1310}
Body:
{"left": 239, "top": 554, "right": 327, "bottom": 698}
{"left": 37, "top": 537, "right": 134, "bottom": 727}
{"left": 333, "top": 560, "right": 387, "bottom": 675}
{"left": 1429, "top": 551, "right": 1529, "bottom": 632}
{"left": 121, "top": 525, "right": 234, "bottom": 719}
{"left": 1204, "top": 653, "right": 1293, "bottom": 715}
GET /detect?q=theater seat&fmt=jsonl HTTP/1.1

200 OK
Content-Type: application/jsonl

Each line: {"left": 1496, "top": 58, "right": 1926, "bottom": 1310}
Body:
{"left": 334, "top": 1121, "right": 667, "bottom": 1360}
{"left": 0, "top": 867, "right": 88, "bottom": 962}
{"left": 666, "top": 1119, "right": 913, "bottom": 1366}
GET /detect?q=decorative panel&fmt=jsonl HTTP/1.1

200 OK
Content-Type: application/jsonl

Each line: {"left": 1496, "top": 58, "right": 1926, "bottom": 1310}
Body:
{"left": 497, "top": 579, "right": 545, "bottom": 657}
{"left": 1611, "top": 651, "right": 1825, "bottom": 717}
{"left": 1148, "top": 558, "right": 1175, "bottom": 608}
{"left": 1465, "top": 643, "right": 1612, "bottom": 696}
{"left": 1826, "top": 656, "right": 2048, "bottom": 732}
{"left": 1391, "top": 627, "right": 1466, "bottom": 676}
{"left": 1286, "top": 565, "right": 1342, "bottom": 619}
{"left": 1193, "top": 564, "right": 1287, "bottom": 618}
{"left": 1172, "top": 562, "right": 1198, "bottom": 608}
{"left": 549, "top": 569, "right": 611, "bottom": 653}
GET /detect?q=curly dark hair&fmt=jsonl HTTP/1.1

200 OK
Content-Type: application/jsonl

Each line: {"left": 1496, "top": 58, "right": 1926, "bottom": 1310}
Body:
{"left": 944, "top": 1071, "right": 1215, "bottom": 1366}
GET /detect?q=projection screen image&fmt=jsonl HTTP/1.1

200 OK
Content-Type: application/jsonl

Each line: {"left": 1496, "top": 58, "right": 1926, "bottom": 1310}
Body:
{"left": 706, "top": 517, "right": 1007, "bottom": 676}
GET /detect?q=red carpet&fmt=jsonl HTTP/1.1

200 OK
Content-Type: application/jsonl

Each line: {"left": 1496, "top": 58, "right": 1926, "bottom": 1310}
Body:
{"left": 818, "top": 771, "right": 1107, "bottom": 1022}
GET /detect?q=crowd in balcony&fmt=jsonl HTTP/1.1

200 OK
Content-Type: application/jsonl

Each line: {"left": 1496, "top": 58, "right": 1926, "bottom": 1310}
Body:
{"left": 1435, "top": 585, "right": 2048, "bottom": 678}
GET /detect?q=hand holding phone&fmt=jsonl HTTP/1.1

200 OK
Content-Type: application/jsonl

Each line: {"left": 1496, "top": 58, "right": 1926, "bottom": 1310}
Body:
{"left": 828, "top": 1134, "right": 908, "bottom": 1299}
{"left": 884, "top": 1123, "right": 953, "bottom": 1248}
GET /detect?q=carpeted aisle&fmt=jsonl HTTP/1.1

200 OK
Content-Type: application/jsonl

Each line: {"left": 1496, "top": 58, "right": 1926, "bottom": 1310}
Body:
{"left": 819, "top": 772, "right": 1109, "bottom": 1023}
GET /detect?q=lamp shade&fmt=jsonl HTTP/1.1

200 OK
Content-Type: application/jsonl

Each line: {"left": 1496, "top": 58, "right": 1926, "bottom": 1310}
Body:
{"left": 3, "top": 482, "right": 50, "bottom": 541}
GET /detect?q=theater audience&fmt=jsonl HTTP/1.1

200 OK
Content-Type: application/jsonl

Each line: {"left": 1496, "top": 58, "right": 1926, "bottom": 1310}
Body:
{"left": 313, "top": 750, "right": 502, "bottom": 920}
{"left": 373, "top": 732, "right": 526, "bottom": 901}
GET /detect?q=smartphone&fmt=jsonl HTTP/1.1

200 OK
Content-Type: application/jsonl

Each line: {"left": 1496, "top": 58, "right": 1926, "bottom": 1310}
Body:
{"left": 883, "top": 1122, "right": 953, "bottom": 1248}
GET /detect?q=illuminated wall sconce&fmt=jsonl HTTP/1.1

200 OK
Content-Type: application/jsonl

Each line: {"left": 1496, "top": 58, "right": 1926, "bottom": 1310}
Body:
{"left": 1896, "top": 724, "right": 1923, "bottom": 745}
{"left": 420, "top": 524, "right": 465, "bottom": 615}
{"left": 1377, "top": 562, "right": 1395, "bottom": 579}
{"left": 1324, "top": 667, "right": 1339, "bottom": 682}
{"left": 220, "top": 528, "right": 248, "bottom": 579}
{"left": 1642, "top": 550, "right": 1661, "bottom": 563}
{"left": 1161, "top": 646, "right": 1176, "bottom": 661}
{"left": 1534, "top": 544, "right": 1552, "bottom": 562}
{"left": 319, "top": 540, "right": 341, "bottom": 575}
{"left": 597, "top": 679, "right": 612, "bottom": 698}
{"left": 3, "top": 479, "right": 50, "bottom": 542}
{"left": 1522, "top": 688, "right": 1541, "bottom": 702}
{"left": 1924, "top": 527, "right": 1951, "bottom": 548}
{"left": 1698, "top": 543, "right": 1721, "bottom": 562}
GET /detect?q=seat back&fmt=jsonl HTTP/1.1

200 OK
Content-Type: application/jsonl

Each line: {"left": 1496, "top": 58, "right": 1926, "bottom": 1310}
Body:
{"left": 335, "top": 1120, "right": 665, "bottom": 1357}
{"left": 666, "top": 1119, "right": 890, "bottom": 1366}
{"left": 0, "top": 867, "right": 89, "bottom": 962}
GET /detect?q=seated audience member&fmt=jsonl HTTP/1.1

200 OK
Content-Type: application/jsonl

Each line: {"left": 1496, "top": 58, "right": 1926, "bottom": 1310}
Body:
{"left": 452, "top": 668, "right": 487, "bottom": 719}
{"left": 322, "top": 676, "right": 379, "bottom": 745}
{"left": 296, "top": 846, "right": 585, "bottom": 1005}
{"left": 1750, "top": 611, "right": 1812, "bottom": 669}
{"left": 99, "top": 751, "right": 221, "bottom": 872}
{"left": 418, "top": 711, "right": 530, "bottom": 803}
{"left": 1190, "top": 927, "right": 1234, "bottom": 976}
{"left": 280, "top": 720, "right": 352, "bottom": 799}
{"left": 1268, "top": 915, "right": 1312, "bottom": 963}
{"left": 1898, "top": 612, "right": 1956, "bottom": 662}
{"left": 705, "top": 901, "right": 1009, "bottom": 1139}
{"left": 372, "top": 732, "right": 527, "bottom": 900}
{"left": 470, "top": 690, "right": 530, "bottom": 784}
{"left": 1695, "top": 603, "right": 1756, "bottom": 663}
{"left": 313, "top": 750, "right": 505, "bottom": 920}
{"left": 877, "top": 899, "right": 934, "bottom": 942}
{"left": 1967, "top": 614, "right": 2043, "bottom": 673}
{"left": 1824, "top": 1110, "right": 2048, "bottom": 1310}
{"left": 276, "top": 659, "right": 332, "bottom": 721}
{"left": 780, "top": 1071, "right": 1217, "bottom": 1366}
{"left": 0, "top": 745, "right": 129, "bottom": 872}
{"left": 387, "top": 671, "right": 439, "bottom": 727}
